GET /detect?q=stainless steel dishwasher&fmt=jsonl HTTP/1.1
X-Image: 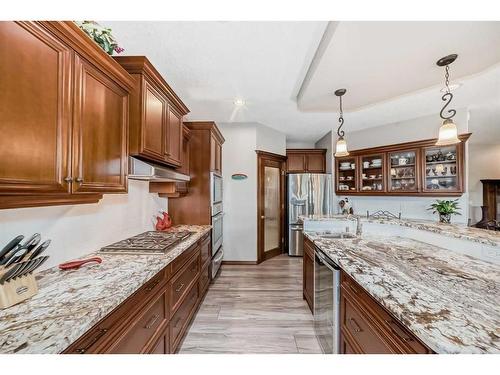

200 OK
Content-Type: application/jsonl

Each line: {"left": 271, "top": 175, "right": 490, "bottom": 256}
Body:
{"left": 314, "top": 247, "right": 341, "bottom": 354}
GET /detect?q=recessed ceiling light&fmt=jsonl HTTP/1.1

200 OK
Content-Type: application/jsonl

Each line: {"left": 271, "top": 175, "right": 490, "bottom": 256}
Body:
{"left": 440, "top": 82, "right": 462, "bottom": 93}
{"left": 234, "top": 99, "right": 245, "bottom": 106}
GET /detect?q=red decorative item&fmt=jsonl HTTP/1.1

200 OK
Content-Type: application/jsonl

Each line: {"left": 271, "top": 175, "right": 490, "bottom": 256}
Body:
{"left": 160, "top": 211, "right": 172, "bottom": 229}
{"left": 155, "top": 216, "right": 166, "bottom": 231}
{"left": 59, "top": 257, "right": 102, "bottom": 270}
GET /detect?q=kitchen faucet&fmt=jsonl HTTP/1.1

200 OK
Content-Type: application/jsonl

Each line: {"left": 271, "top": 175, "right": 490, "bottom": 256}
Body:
{"left": 346, "top": 214, "right": 363, "bottom": 236}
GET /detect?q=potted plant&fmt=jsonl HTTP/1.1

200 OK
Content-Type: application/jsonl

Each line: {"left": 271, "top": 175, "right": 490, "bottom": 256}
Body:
{"left": 75, "top": 21, "right": 124, "bottom": 55}
{"left": 428, "top": 199, "right": 461, "bottom": 223}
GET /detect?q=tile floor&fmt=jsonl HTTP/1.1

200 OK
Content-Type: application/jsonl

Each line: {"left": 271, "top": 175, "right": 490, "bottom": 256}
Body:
{"left": 179, "top": 254, "right": 322, "bottom": 354}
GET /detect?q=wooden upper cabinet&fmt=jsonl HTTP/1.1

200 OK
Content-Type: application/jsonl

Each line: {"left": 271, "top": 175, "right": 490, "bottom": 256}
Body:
{"left": 177, "top": 125, "right": 191, "bottom": 176}
{"left": 72, "top": 55, "right": 128, "bottom": 193}
{"left": 210, "top": 133, "right": 223, "bottom": 174}
{"left": 334, "top": 134, "right": 470, "bottom": 197}
{"left": 0, "top": 21, "right": 134, "bottom": 209}
{"left": 114, "top": 56, "right": 189, "bottom": 169}
{"left": 166, "top": 105, "right": 183, "bottom": 166}
{"left": 286, "top": 149, "right": 326, "bottom": 173}
{"left": 142, "top": 79, "right": 167, "bottom": 160}
{"left": 0, "top": 22, "right": 72, "bottom": 195}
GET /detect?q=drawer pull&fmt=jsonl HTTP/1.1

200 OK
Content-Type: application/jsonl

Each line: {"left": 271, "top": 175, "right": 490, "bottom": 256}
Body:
{"left": 74, "top": 328, "right": 108, "bottom": 353}
{"left": 175, "top": 283, "right": 185, "bottom": 293}
{"left": 173, "top": 317, "right": 182, "bottom": 328}
{"left": 348, "top": 318, "right": 362, "bottom": 333}
{"left": 145, "top": 314, "right": 160, "bottom": 329}
{"left": 385, "top": 319, "right": 413, "bottom": 342}
{"left": 145, "top": 280, "right": 160, "bottom": 292}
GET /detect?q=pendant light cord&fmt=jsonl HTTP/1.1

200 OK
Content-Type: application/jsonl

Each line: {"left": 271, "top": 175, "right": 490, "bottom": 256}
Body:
{"left": 337, "top": 95, "right": 345, "bottom": 137}
{"left": 440, "top": 64, "right": 456, "bottom": 120}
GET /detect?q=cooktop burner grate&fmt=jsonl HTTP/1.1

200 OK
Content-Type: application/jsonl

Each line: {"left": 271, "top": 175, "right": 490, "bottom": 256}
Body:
{"left": 99, "top": 231, "right": 194, "bottom": 255}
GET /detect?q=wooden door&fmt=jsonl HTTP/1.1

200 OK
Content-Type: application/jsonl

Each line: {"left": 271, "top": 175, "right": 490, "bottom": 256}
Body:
{"left": 287, "top": 153, "right": 306, "bottom": 173}
{"left": 306, "top": 152, "right": 326, "bottom": 173}
{"left": 257, "top": 151, "right": 286, "bottom": 263}
{"left": 142, "top": 79, "right": 167, "bottom": 161}
{"left": 72, "top": 54, "right": 128, "bottom": 193}
{"left": 165, "top": 105, "right": 182, "bottom": 166}
{"left": 0, "top": 22, "right": 72, "bottom": 195}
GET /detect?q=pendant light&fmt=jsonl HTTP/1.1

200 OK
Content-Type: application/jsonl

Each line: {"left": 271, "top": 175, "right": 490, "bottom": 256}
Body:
{"left": 334, "top": 88, "right": 349, "bottom": 157}
{"left": 435, "top": 54, "right": 461, "bottom": 146}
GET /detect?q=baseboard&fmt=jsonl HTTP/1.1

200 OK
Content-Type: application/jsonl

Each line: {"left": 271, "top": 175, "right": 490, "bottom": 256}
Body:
{"left": 221, "top": 260, "right": 258, "bottom": 265}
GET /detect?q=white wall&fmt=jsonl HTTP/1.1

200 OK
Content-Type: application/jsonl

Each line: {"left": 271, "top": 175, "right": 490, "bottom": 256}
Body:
{"left": 286, "top": 140, "right": 316, "bottom": 148}
{"left": 334, "top": 110, "right": 469, "bottom": 223}
{"left": 219, "top": 122, "right": 287, "bottom": 261}
{"left": 468, "top": 143, "right": 500, "bottom": 222}
{"left": 0, "top": 180, "right": 167, "bottom": 270}
{"left": 315, "top": 131, "right": 333, "bottom": 173}
{"left": 256, "top": 124, "right": 286, "bottom": 156}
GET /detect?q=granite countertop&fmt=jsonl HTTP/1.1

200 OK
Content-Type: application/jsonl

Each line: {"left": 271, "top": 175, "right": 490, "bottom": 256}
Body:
{"left": 0, "top": 225, "right": 211, "bottom": 354}
{"left": 305, "top": 231, "right": 500, "bottom": 353}
{"left": 300, "top": 215, "right": 500, "bottom": 247}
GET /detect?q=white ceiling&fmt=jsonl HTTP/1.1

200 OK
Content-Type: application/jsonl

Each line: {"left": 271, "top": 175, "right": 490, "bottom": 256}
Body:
{"left": 102, "top": 21, "right": 500, "bottom": 142}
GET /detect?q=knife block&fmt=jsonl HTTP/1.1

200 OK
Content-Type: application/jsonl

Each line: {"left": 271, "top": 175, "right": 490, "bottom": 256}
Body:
{"left": 0, "top": 273, "right": 38, "bottom": 309}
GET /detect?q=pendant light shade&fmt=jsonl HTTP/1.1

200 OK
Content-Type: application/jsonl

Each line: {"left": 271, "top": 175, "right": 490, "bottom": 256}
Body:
{"left": 334, "top": 88, "right": 349, "bottom": 157}
{"left": 335, "top": 136, "right": 349, "bottom": 157}
{"left": 436, "top": 54, "right": 461, "bottom": 146}
{"left": 436, "top": 119, "right": 460, "bottom": 146}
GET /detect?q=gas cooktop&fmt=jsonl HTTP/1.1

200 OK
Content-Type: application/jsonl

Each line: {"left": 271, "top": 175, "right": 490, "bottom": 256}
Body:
{"left": 99, "top": 231, "right": 194, "bottom": 255}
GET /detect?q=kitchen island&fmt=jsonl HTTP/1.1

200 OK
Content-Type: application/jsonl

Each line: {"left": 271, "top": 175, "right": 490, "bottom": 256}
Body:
{"left": 303, "top": 217, "right": 500, "bottom": 354}
{"left": 0, "top": 225, "right": 211, "bottom": 354}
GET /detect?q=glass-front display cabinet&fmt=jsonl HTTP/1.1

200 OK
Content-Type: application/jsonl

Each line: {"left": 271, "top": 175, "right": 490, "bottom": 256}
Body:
{"left": 361, "top": 154, "right": 385, "bottom": 192}
{"left": 336, "top": 156, "right": 357, "bottom": 193}
{"left": 388, "top": 149, "right": 419, "bottom": 192}
{"left": 423, "top": 144, "right": 461, "bottom": 193}
{"left": 333, "top": 133, "right": 469, "bottom": 196}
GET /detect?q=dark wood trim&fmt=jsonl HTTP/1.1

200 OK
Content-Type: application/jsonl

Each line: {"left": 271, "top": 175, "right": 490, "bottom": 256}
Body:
{"left": 221, "top": 260, "right": 259, "bottom": 265}
{"left": 184, "top": 121, "right": 225, "bottom": 144}
{"left": 0, "top": 194, "right": 103, "bottom": 210}
{"left": 335, "top": 133, "right": 471, "bottom": 197}
{"left": 256, "top": 151, "right": 286, "bottom": 264}
{"left": 286, "top": 148, "right": 326, "bottom": 154}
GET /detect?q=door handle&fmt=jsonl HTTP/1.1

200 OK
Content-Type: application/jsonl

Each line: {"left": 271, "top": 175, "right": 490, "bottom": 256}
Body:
{"left": 261, "top": 216, "right": 265, "bottom": 219}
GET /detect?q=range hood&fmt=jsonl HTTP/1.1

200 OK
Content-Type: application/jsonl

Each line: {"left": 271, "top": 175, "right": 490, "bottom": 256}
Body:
{"left": 128, "top": 157, "right": 190, "bottom": 182}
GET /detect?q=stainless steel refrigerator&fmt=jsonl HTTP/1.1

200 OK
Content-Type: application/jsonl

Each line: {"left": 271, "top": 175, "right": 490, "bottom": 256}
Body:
{"left": 287, "top": 173, "right": 334, "bottom": 256}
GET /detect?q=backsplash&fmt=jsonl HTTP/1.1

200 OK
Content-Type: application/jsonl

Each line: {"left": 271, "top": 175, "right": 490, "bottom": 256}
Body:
{"left": 0, "top": 180, "right": 167, "bottom": 271}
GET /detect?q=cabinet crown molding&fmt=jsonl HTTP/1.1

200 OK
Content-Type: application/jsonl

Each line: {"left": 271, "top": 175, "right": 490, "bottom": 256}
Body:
{"left": 113, "top": 56, "right": 190, "bottom": 115}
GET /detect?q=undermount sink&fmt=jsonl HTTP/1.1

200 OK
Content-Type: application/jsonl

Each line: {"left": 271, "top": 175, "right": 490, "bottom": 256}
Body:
{"left": 318, "top": 232, "right": 357, "bottom": 239}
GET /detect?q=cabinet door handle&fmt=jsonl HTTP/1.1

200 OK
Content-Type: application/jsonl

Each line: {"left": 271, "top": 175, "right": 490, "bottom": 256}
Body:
{"left": 145, "top": 314, "right": 160, "bottom": 329}
{"left": 64, "top": 177, "right": 73, "bottom": 183}
{"left": 348, "top": 317, "right": 362, "bottom": 333}
{"left": 74, "top": 328, "right": 108, "bottom": 353}
{"left": 384, "top": 319, "right": 413, "bottom": 342}
{"left": 145, "top": 280, "right": 160, "bottom": 292}
{"left": 75, "top": 177, "right": 83, "bottom": 183}
{"left": 175, "top": 283, "right": 185, "bottom": 292}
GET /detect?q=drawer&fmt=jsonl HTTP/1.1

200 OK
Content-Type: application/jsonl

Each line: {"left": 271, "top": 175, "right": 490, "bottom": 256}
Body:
{"left": 200, "top": 234, "right": 211, "bottom": 267}
{"left": 341, "top": 273, "right": 429, "bottom": 354}
{"left": 342, "top": 297, "right": 394, "bottom": 354}
{"left": 169, "top": 251, "right": 199, "bottom": 314}
{"left": 63, "top": 268, "right": 167, "bottom": 354}
{"left": 108, "top": 292, "right": 167, "bottom": 354}
{"left": 170, "top": 283, "right": 199, "bottom": 351}
{"left": 199, "top": 262, "right": 210, "bottom": 296}
{"left": 171, "top": 241, "right": 199, "bottom": 275}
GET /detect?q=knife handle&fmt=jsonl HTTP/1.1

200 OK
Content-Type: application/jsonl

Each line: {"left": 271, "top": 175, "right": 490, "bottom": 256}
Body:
{"left": 59, "top": 257, "right": 102, "bottom": 270}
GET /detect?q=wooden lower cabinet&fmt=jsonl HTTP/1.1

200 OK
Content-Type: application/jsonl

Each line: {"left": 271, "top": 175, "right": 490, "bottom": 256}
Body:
{"left": 63, "top": 234, "right": 211, "bottom": 354}
{"left": 340, "top": 272, "right": 432, "bottom": 354}
{"left": 303, "top": 237, "right": 314, "bottom": 313}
